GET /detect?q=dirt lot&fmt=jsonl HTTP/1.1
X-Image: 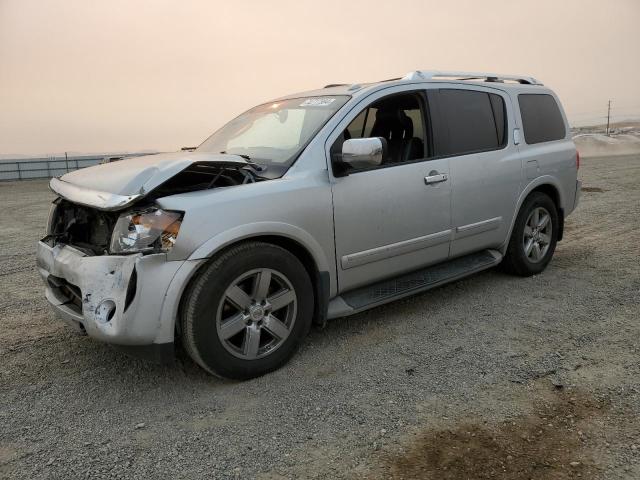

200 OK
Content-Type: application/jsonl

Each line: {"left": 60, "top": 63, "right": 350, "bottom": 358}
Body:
{"left": 1, "top": 155, "right": 639, "bottom": 479}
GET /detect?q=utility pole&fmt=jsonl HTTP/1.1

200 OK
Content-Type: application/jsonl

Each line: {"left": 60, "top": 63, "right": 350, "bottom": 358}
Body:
{"left": 606, "top": 100, "right": 611, "bottom": 136}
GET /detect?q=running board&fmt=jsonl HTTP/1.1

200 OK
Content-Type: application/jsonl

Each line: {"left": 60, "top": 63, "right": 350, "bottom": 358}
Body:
{"left": 327, "top": 249, "right": 502, "bottom": 318}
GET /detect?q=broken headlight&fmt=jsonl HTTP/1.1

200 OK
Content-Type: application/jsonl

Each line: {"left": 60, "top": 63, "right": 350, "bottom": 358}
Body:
{"left": 110, "top": 208, "right": 183, "bottom": 254}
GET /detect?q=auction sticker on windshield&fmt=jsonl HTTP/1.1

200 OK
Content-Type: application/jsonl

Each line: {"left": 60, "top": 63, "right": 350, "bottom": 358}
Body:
{"left": 299, "top": 98, "right": 337, "bottom": 107}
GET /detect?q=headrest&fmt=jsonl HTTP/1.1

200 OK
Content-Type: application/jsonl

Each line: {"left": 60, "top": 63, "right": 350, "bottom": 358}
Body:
{"left": 372, "top": 108, "right": 413, "bottom": 139}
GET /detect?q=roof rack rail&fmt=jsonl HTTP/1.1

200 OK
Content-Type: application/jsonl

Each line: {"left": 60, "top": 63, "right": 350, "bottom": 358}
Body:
{"left": 323, "top": 83, "right": 363, "bottom": 91}
{"left": 402, "top": 70, "right": 542, "bottom": 85}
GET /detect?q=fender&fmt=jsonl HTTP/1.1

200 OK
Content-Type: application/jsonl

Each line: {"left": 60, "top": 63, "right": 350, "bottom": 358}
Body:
{"left": 154, "top": 257, "right": 207, "bottom": 344}
{"left": 154, "top": 222, "right": 334, "bottom": 344}
{"left": 188, "top": 221, "right": 333, "bottom": 278}
{"left": 500, "top": 176, "right": 565, "bottom": 254}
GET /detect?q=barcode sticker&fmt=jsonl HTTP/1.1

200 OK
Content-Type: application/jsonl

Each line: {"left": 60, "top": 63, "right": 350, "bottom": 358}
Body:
{"left": 299, "top": 98, "right": 337, "bottom": 107}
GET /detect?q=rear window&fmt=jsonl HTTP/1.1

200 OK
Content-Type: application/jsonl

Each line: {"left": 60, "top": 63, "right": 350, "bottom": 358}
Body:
{"left": 518, "top": 94, "right": 566, "bottom": 144}
{"left": 436, "top": 89, "right": 507, "bottom": 156}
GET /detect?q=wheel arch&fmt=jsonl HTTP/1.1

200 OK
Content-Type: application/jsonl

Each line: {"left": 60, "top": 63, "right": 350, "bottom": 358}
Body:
{"left": 245, "top": 235, "right": 330, "bottom": 328}
{"left": 175, "top": 228, "right": 332, "bottom": 338}
{"left": 502, "top": 178, "right": 565, "bottom": 254}
{"left": 531, "top": 183, "right": 564, "bottom": 241}
{"left": 187, "top": 222, "right": 332, "bottom": 272}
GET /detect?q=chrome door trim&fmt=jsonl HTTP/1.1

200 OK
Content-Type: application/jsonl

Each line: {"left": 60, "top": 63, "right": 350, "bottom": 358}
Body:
{"left": 341, "top": 229, "right": 452, "bottom": 270}
{"left": 455, "top": 217, "right": 502, "bottom": 240}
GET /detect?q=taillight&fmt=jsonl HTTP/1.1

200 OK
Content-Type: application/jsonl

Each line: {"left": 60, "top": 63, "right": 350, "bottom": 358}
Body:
{"left": 576, "top": 150, "right": 580, "bottom": 170}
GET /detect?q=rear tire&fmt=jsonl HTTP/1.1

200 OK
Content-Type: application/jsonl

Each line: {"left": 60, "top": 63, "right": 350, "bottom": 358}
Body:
{"left": 181, "top": 242, "right": 313, "bottom": 380}
{"left": 502, "top": 192, "right": 559, "bottom": 277}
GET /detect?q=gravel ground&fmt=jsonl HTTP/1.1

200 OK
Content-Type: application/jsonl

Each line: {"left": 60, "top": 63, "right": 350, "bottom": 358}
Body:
{"left": 1, "top": 154, "right": 639, "bottom": 479}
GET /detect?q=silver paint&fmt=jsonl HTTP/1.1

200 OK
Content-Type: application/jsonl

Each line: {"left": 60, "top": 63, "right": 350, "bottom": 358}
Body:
{"left": 37, "top": 72, "right": 579, "bottom": 349}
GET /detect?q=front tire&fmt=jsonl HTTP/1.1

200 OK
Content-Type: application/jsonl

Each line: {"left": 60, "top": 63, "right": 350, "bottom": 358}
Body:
{"left": 181, "top": 242, "right": 313, "bottom": 380}
{"left": 502, "top": 192, "right": 559, "bottom": 277}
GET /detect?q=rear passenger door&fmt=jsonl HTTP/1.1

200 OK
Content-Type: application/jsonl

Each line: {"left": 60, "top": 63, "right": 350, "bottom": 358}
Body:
{"left": 427, "top": 87, "right": 521, "bottom": 257}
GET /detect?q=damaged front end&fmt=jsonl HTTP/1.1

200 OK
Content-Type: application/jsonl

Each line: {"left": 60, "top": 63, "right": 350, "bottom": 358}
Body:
{"left": 37, "top": 197, "right": 186, "bottom": 346}
{"left": 37, "top": 156, "right": 263, "bottom": 349}
{"left": 45, "top": 200, "right": 119, "bottom": 256}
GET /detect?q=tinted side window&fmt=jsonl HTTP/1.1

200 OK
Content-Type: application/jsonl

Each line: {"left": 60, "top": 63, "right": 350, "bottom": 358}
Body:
{"left": 437, "top": 89, "right": 506, "bottom": 155}
{"left": 346, "top": 107, "right": 377, "bottom": 139}
{"left": 331, "top": 92, "right": 429, "bottom": 170}
{"left": 518, "top": 94, "right": 566, "bottom": 144}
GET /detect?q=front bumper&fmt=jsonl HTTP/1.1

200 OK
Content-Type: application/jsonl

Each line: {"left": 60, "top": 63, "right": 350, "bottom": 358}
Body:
{"left": 36, "top": 240, "right": 197, "bottom": 346}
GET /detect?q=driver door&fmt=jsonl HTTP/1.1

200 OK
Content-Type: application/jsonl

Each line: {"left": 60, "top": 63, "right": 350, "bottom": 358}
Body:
{"left": 329, "top": 89, "right": 452, "bottom": 292}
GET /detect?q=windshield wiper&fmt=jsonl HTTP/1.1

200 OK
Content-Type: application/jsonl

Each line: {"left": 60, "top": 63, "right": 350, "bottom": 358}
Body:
{"left": 219, "top": 151, "right": 267, "bottom": 172}
{"left": 220, "top": 151, "right": 251, "bottom": 161}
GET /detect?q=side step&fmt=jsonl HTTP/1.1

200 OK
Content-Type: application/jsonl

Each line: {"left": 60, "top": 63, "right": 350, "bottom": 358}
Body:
{"left": 327, "top": 249, "right": 502, "bottom": 318}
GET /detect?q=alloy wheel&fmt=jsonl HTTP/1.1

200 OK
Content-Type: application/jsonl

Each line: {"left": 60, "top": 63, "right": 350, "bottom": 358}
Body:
{"left": 522, "top": 206, "right": 553, "bottom": 263}
{"left": 215, "top": 268, "right": 297, "bottom": 360}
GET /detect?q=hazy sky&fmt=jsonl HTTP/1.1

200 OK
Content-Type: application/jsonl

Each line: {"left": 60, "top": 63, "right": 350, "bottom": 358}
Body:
{"left": 1, "top": 0, "right": 639, "bottom": 156}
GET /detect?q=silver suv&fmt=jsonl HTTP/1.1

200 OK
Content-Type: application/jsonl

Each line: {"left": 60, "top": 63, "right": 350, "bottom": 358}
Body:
{"left": 36, "top": 70, "right": 581, "bottom": 379}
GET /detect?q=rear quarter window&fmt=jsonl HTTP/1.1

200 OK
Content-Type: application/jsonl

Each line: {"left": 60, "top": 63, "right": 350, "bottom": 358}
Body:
{"left": 518, "top": 94, "right": 566, "bottom": 144}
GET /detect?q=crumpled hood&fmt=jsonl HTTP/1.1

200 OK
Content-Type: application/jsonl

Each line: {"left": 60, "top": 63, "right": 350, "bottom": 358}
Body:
{"left": 58, "top": 151, "right": 250, "bottom": 196}
{"left": 49, "top": 151, "right": 252, "bottom": 210}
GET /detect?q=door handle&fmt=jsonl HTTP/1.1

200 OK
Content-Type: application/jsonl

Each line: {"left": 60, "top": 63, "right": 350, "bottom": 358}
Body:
{"left": 424, "top": 173, "right": 448, "bottom": 185}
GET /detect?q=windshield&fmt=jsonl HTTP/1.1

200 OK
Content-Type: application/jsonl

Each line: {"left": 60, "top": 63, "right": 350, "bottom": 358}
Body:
{"left": 197, "top": 96, "right": 349, "bottom": 166}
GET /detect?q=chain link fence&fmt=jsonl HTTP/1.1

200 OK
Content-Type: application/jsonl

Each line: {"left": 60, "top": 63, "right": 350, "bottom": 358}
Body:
{"left": 0, "top": 154, "right": 147, "bottom": 181}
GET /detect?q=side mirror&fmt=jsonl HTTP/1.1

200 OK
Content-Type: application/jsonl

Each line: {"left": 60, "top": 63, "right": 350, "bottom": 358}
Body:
{"left": 341, "top": 137, "right": 386, "bottom": 169}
